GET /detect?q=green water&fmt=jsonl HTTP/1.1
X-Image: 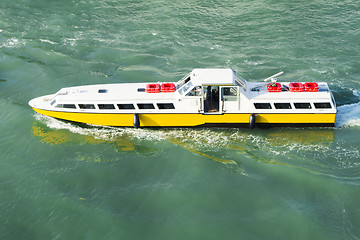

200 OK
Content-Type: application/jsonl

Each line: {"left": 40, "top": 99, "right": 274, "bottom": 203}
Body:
{"left": 1, "top": 0, "right": 360, "bottom": 239}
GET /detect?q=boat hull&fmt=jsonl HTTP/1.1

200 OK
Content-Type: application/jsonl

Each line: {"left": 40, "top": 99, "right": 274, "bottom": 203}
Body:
{"left": 32, "top": 108, "right": 336, "bottom": 127}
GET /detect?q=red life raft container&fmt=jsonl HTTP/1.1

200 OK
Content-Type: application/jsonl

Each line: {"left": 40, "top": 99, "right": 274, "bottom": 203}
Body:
{"left": 304, "top": 82, "right": 319, "bottom": 92}
{"left": 146, "top": 83, "right": 161, "bottom": 93}
{"left": 161, "top": 83, "right": 175, "bottom": 92}
{"left": 289, "top": 82, "right": 304, "bottom": 92}
{"left": 267, "top": 83, "right": 282, "bottom": 92}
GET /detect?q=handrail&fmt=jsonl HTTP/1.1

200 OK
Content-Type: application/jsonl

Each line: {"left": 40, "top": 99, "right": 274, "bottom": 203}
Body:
{"left": 234, "top": 73, "right": 247, "bottom": 91}
{"left": 263, "top": 71, "right": 284, "bottom": 82}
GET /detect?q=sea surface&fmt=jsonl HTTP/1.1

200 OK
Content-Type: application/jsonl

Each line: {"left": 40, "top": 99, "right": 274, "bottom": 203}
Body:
{"left": 1, "top": 0, "right": 360, "bottom": 239}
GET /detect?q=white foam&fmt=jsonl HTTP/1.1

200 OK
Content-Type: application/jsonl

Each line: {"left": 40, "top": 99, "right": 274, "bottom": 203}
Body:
{"left": 312, "top": 68, "right": 327, "bottom": 74}
{"left": 0, "top": 38, "right": 25, "bottom": 48}
{"left": 34, "top": 114, "right": 234, "bottom": 149}
{"left": 210, "top": 44, "right": 220, "bottom": 50}
{"left": 353, "top": 90, "right": 360, "bottom": 98}
{"left": 336, "top": 102, "right": 360, "bottom": 127}
{"left": 62, "top": 38, "right": 78, "bottom": 47}
{"left": 244, "top": 59, "right": 262, "bottom": 65}
{"left": 40, "top": 39, "right": 57, "bottom": 45}
{"left": 34, "top": 113, "right": 360, "bottom": 171}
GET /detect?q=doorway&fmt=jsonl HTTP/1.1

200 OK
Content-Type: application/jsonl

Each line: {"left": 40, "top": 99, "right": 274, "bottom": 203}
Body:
{"left": 203, "top": 86, "right": 220, "bottom": 113}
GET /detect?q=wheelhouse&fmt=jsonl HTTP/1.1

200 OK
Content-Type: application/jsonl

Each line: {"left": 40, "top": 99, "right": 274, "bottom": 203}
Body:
{"left": 174, "top": 69, "right": 247, "bottom": 114}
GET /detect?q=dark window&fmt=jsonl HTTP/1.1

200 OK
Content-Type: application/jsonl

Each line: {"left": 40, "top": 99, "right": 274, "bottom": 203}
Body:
{"left": 51, "top": 100, "right": 56, "bottom": 106}
{"left": 63, "top": 104, "right": 76, "bottom": 109}
{"left": 98, "top": 89, "right": 107, "bottom": 93}
{"left": 55, "top": 104, "right": 76, "bottom": 109}
{"left": 157, "top": 103, "right": 175, "bottom": 109}
{"left": 117, "top": 104, "right": 135, "bottom": 110}
{"left": 294, "top": 103, "right": 312, "bottom": 109}
{"left": 137, "top": 103, "right": 155, "bottom": 109}
{"left": 274, "top": 103, "right": 292, "bottom": 109}
{"left": 98, "top": 104, "right": 115, "bottom": 109}
{"left": 254, "top": 103, "right": 272, "bottom": 109}
{"left": 79, "top": 104, "right": 96, "bottom": 109}
{"left": 137, "top": 88, "right": 145, "bottom": 92}
{"left": 314, "top": 102, "right": 332, "bottom": 109}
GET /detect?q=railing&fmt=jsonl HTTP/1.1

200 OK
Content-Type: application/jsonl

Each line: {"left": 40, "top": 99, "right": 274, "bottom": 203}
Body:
{"left": 234, "top": 72, "right": 247, "bottom": 91}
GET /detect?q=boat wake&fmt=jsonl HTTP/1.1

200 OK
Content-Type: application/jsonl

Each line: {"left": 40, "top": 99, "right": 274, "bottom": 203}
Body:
{"left": 33, "top": 113, "right": 245, "bottom": 172}
{"left": 33, "top": 113, "right": 360, "bottom": 180}
{"left": 34, "top": 101, "right": 360, "bottom": 150}
{"left": 336, "top": 102, "right": 360, "bottom": 128}
{"left": 33, "top": 113, "right": 339, "bottom": 160}
{"left": 33, "top": 114, "right": 235, "bottom": 149}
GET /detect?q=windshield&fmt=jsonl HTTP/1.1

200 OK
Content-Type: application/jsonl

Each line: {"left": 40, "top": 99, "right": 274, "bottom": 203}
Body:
{"left": 175, "top": 73, "right": 191, "bottom": 89}
{"left": 177, "top": 81, "right": 194, "bottom": 95}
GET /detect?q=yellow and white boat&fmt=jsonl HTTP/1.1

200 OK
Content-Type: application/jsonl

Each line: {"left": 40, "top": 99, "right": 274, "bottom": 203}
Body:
{"left": 29, "top": 68, "right": 337, "bottom": 128}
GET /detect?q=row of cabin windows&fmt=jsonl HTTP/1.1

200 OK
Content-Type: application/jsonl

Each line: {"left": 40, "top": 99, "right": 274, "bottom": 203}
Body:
{"left": 254, "top": 102, "right": 332, "bottom": 109}
{"left": 55, "top": 103, "right": 175, "bottom": 110}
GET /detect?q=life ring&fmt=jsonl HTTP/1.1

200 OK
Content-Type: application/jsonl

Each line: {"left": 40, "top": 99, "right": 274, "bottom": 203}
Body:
{"left": 249, "top": 113, "right": 256, "bottom": 129}
{"left": 133, "top": 113, "right": 140, "bottom": 128}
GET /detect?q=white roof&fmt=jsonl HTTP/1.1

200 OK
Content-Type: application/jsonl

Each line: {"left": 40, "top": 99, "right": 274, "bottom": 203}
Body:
{"left": 190, "top": 68, "right": 235, "bottom": 85}
{"left": 246, "top": 81, "right": 332, "bottom": 101}
{"left": 55, "top": 69, "right": 241, "bottom": 101}
{"left": 55, "top": 83, "right": 176, "bottom": 102}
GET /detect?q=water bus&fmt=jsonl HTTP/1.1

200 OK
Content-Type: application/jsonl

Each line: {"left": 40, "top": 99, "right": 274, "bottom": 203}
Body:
{"left": 29, "top": 68, "right": 337, "bottom": 128}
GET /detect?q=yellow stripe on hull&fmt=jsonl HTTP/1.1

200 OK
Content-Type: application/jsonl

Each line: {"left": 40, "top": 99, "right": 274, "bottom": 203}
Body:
{"left": 256, "top": 113, "right": 336, "bottom": 124}
{"left": 33, "top": 108, "right": 336, "bottom": 127}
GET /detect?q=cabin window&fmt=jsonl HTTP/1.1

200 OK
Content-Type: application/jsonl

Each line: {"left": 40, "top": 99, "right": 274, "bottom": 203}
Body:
{"left": 137, "top": 88, "right": 145, "bottom": 92}
{"left": 51, "top": 100, "right": 56, "bottom": 106}
{"left": 98, "top": 89, "right": 107, "bottom": 93}
{"left": 254, "top": 103, "right": 272, "bottom": 109}
{"left": 157, "top": 103, "right": 175, "bottom": 109}
{"left": 64, "top": 104, "right": 76, "bottom": 109}
{"left": 55, "top": 104, "right": 76, "bottom": 109}
{"left": 98, "top": 104, "right": 115, "bottom": 109}
{"left": 222, "top": 87, "right": 237, "bottom": 96}
{"left": 222, "top": 87, "right": 238, "bottom": 101}
{"left": 79, "top": 104, "right": 96, "bottom": 109}
{"left": 137, "top": 103, "right": 155, "bottom": 109}
{"left": 178, "top": 81, "right": 193, "bottom": 95}
{"left": 314, "top": 102, "right": 332, "bottom": 109}
{"left": 294, "top": 103, "right": 312, "bottom": 109}
{"left": 274, "top": 103, "right": 292, "bottom": 109}
{"left": 117, "top": 104, "right": 135, "bottom": 110}
{"left": 186, "top": 86, "right": 202, "bottom": 96}
{"left": 57, "top": 91, "right": 68, "bottom": 96}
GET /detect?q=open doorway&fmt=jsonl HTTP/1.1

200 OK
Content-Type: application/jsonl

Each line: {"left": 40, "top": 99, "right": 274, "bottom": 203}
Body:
{"left": 204, "top": 86, "right": 219, "bottom": 113}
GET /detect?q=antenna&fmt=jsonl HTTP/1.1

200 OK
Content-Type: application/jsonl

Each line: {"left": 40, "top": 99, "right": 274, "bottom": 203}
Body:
{"left": 264, "top": 71, "right": 284, "bottom": 82}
